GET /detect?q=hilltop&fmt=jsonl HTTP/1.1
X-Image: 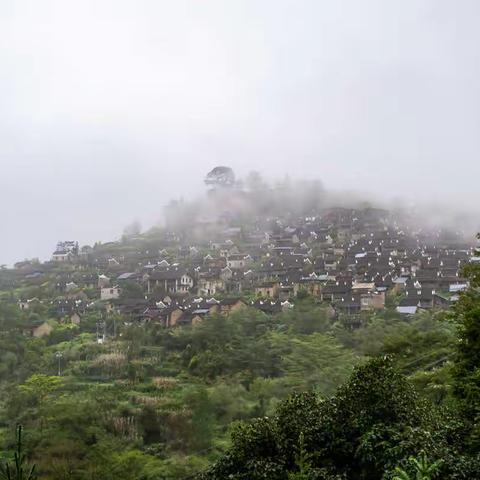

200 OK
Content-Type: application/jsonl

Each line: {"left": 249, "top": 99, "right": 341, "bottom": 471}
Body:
{"left": 0, "top": 178, "right": 479, "bottom": 479}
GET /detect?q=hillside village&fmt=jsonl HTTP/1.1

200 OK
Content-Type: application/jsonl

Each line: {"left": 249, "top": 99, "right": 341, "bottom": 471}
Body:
{"left": 2, "top": 202, "right": 477, "bottom": 339}
{"left": 2, "top": 3, "right": 479, "bottom": 476}
{"left": 1, "top": 178, "right": 480, "bottom": 479}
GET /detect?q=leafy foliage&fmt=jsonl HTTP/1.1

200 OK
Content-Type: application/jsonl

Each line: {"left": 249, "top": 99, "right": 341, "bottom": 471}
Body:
{"left": 200, "top": 353, "right": 480, "bottom": 480}
{"left": 452, "top": 236, "right": 480, "bottom": 450}
{"left": 0, "top": 426, "right": 36, "bottom": 480}
{"left": 392, "top": 451, "right": 442, "bottom": 480}
{"left": 0, "top": 268, "right": 477, "bottom": 478}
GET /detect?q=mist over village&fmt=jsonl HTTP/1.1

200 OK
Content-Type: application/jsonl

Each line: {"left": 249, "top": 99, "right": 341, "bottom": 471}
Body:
{"left": 19, "top": 166, "right": 480, "bottom": 331}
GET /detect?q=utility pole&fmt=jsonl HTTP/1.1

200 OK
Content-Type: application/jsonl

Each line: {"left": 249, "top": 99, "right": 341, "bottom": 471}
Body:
{"left": 102, "top": 311, "right": 107, "bottom": 342}
{"left": 55, "top": 351, "right": 63, "bottom": 376}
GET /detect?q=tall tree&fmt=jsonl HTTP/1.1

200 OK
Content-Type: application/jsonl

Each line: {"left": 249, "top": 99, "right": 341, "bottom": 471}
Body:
{"left": 452, "top": 233, "right": 480, "bottom": 449}
{"left": 200, "top": 357, "right": 448, "bottom": 480}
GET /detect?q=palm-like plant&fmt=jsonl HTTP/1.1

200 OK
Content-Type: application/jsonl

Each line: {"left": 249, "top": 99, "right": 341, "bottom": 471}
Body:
{"left": 0, "top": 425, "right": 36, "bottom": 480}
{"left": 392, "top": 451, "right": 442, "bottom": 480}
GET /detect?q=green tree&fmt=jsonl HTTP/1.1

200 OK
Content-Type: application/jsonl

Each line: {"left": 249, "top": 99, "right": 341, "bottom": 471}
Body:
{"left": 200, "top": 357, "right": 447, "bottom": 480}
{"left": 288, "top": 432, "right": 315, "bottom": 479}
{"left": 119, "top": 281, "right": 144, "bottom": 299}
{"left": 17, "top": 374, "right": 62, "bottom": 404}
{"left": 452, "top": 234, "right": 480, "bottom": 449}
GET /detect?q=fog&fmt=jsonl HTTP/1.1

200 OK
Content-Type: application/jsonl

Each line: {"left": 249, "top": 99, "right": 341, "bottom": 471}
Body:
{"left": 1, "top": 0, "right": 479, "bottom": 265}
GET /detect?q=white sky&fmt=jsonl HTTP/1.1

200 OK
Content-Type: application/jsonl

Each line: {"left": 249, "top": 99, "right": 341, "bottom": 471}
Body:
{"left": 0, "top": 0, "right": 479, "bottom": 264}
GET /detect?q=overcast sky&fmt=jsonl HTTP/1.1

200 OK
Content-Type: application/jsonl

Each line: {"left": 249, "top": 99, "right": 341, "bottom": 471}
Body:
{"left": 0, "top": 0, "right": 479, "bottom": 265}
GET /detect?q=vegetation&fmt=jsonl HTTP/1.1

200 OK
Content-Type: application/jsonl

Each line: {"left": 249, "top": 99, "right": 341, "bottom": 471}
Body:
{"left": 392, "top": 451, "right": 442, "bottom": 480}
{"left": 197, "top": 237, "right": 480, "bottom": 479}
{"left": 0, "top": 236, "right": 478, "bottom": 478}
{"left": 0, "top": 425, "right": 36, "bottom": 480}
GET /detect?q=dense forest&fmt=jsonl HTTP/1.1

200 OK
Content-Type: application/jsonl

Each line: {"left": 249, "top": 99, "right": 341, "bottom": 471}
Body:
{"left": 0, "top": 232, "right": 479, "bottom": 479}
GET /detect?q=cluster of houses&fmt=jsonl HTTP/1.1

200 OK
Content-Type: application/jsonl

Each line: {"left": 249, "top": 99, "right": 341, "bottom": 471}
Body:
{"left": 7, "top": 206, "right": 478, "bottom": 336}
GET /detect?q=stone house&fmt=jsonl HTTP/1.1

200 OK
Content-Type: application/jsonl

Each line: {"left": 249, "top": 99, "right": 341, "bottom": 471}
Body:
{"left": 255, "top": 282, "right": 280, "bottom": 298}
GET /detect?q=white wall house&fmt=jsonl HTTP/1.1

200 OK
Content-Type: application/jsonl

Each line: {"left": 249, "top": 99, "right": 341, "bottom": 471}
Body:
{"left": 101, "top": 286, "right": 121, "bottom": 301}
